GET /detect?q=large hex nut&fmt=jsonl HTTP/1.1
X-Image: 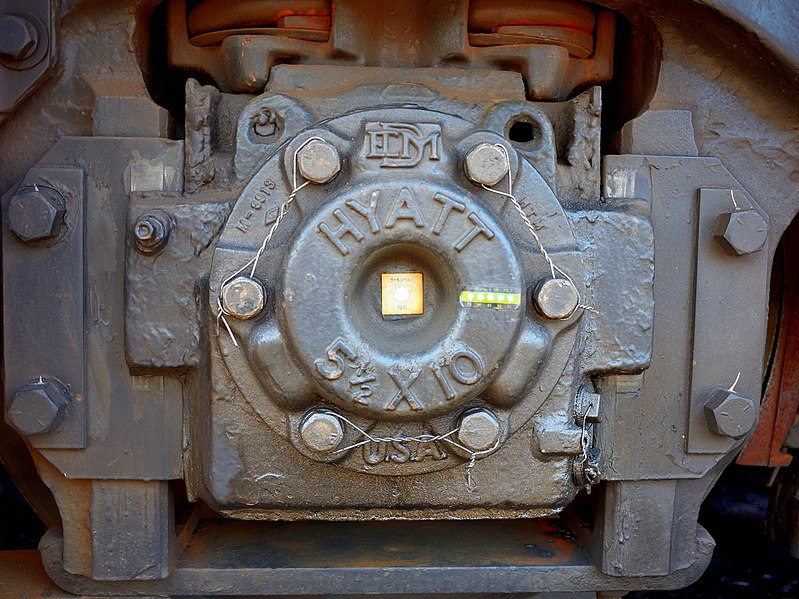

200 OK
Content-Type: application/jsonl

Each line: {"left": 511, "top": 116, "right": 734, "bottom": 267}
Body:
{"left": 533, "top": 278, "right": 580, "bottom": 320}
{"left": 7, "top": 189, "right": 65, "bottom": 242}
{"left": 464, "top": 143, "right": 509, "bottom": 187}
{"left": 297, "top": 139, "right": 341, "bottom": 184}
{"left": 713, "top": 209, "right": 767, "bottom": 256}
{"left": 0, "top": 15, "right": 38, "bottom": 61}
{"left": 300, "top": 410, "right": 344, "bottom": 453}
{"left": 703, "top": 388, "right": 757, "bottom": 439}
{"left": 221, "top": 276, "right": 266, "bottom": 320}
{"left": 133, "top": 214, "right": 170, "bottom": 255}
{"left": 7, "top": 377, "right": 70, "bottom": 435}
{"left": 457, "top": 408, "right": 501, "bottom": 452}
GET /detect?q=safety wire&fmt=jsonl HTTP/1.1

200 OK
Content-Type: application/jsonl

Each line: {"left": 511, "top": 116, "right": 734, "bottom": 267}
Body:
{"left": 214, "top": 137, "right": 326, "bottom": 347}
{"left": 328, "top": 412, "right": 499, "bottom": 492}
{"left": 480, "top": 144, "right": 594, "bottom": 316}
{"left": 578, "top": 400, "right": 594, "bottom": 485}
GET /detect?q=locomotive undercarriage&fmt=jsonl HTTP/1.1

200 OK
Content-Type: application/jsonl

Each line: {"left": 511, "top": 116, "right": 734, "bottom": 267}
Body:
{"left": 1, "top": 0, "right": 798, "bottom": 597}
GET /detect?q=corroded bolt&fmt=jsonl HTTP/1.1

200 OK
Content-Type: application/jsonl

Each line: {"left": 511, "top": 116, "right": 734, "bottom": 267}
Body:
{"left": 253, "top": 109, "right": 278, "bottom": 137}
{"left": 221, "top": 275, "right": 266, "bottom": 320}
{"left": 0, "top": 15, "right": 38, "bottom": 61}
{"left": 7, "top": 377, "right": 70, "bottom": 436}
{"left": 297, "top": 139, "right": 340, "bottom": 184}
{"left": 464, "top": 143, "right": 509, "bottom": 187}
{"left": 713, "top": 209, "right": 767, "bottom": 256}
{"left": 133, "top": 214, "right": 170, "bottom": 254}
{"left": 457, "top": 408, "right": 500, "bottom": 452}
{"left": 533, "top": 278, "right": 579, "bottom": 320}
{"left": 300, "top": 410, "right": 343, "bottom": 453}
{"left": 703, "top": 388, "right": 757, "bottom": 439}
{"left": 7, "top": 189, "right": 65, "bottom": 243}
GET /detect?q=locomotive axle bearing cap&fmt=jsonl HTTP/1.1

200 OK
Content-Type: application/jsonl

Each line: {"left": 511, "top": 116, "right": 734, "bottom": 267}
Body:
{"left": 221, "top": 276, "right": 266, "bottom": 320}
{"left": 280, "top": 180, "right": 526, "bottom": 422}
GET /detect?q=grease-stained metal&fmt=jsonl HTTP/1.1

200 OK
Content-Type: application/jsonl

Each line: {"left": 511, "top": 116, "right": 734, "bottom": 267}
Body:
{"left": 1, "top": 0, "right": 798, "bottom": 596}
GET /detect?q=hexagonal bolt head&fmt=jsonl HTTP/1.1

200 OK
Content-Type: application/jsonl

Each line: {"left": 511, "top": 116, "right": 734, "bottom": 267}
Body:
{"left": 713, "top": 209, "right": 767, "bottom": 256}
{"left": 457, "top": 409, "right": 500, "bottom": 452}
{"left": 464, "top": 143, "right": 509, "bottom": 187}
{"left": 7, "top": 377, "right": 70, "bottom": 436}
{"left": 133, "top": 215, "right": 170, "bottom": 254}
{"left": 221, "top": 276, "right": 266, "bottom": 320}
{"left": 297, "top": 139, "right": 341, "bottom": 184}
{"left": 300, "top": 410, "right": 344, "bottom": 453}
{"left": 533, "top": 278, "right": 579, "bottom": 320}
{"left": 0, "top": 15, "right": 38, "bottom": 61}
{"left": 703, "top": 388, "right": 757, "bottom": 439}
{"left": 7, "top": 189, "right": 65, "bottom": 243}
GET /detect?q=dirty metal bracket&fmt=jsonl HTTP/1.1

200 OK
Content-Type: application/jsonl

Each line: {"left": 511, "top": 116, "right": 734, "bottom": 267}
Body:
{"left": 38, "top": 518, "right": 714, "bottom": 596}
{"left": 2, "top": 167, "right": 87, "bottom": 449}
{"left": 688, "top": 188, "right": 769, "bottom": 454}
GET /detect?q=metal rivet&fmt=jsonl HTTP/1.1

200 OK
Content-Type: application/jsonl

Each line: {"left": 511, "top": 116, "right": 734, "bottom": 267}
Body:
{"left": 457, "top": 408, "right": 500, "bottom": 452}
{"left": 464, "top": 143, "right": 509, "bottom": 187}
{"left": 300, "top": 410, "right": 344, "bottom": 453}
{"left": 297, "top": 139, "right": 341, "bottom": 184}
{"left": 221, "top": 276, "right": 266, "bottom": 320}
{"left": 533, "top": 278, "right": 579, "bottom": 320}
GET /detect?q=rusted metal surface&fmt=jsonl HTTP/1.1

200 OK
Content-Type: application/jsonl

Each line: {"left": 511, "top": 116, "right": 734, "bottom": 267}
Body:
{"left": 168, "top": 0, "right": 615, "bottom": 100}
{"left": 738, "top": 227, "right": 799, "bottom": 467}
{"left": 188, "top": 0, "right": 331, "bottom": 45}
{"left": 37, "top": 517, "right": 715, "bottom": 595}
{"left": 0, "top": 550, "right": 76, "bottom": 599}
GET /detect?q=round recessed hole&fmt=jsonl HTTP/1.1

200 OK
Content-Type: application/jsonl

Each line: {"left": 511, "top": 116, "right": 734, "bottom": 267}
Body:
{"left": 348, "top": 243, "right": 459, "bottom": 356}
{"left": 507, "top": 119, "right": 536, "bottom": 144}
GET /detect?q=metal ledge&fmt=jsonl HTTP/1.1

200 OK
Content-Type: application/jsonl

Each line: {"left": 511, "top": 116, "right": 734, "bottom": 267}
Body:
{"left": 36, "top": 518, "right": 714, "bottom": 596}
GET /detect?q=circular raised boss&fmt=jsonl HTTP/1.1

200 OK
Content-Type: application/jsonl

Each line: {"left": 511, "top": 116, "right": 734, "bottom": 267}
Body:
{"left": 277, "top": 181, "right": 525, "bottom": 421}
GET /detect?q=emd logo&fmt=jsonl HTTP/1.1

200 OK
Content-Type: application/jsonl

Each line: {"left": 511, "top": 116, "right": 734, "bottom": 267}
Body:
{"left": 365, "top": 122, "right": 441, "bottom": 168}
